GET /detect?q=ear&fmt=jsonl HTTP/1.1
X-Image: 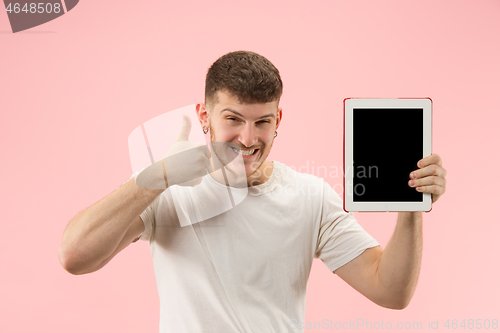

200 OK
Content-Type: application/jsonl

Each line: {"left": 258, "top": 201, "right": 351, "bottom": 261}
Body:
{"left": 196, "top": 103, "right": 209, "bottom": 128}
{"left": 275, "top": 107, "right": 283, "bottom": 130}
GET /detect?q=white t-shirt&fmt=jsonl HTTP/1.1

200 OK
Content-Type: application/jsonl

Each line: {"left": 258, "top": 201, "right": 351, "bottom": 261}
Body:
{"left": 134, "top": 160, "right": 379, "bottom": 333}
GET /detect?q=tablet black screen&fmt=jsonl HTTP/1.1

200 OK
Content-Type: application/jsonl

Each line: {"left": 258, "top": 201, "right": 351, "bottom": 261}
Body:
{"left": 353, "top": 108, "right": 423, "bottom": 202}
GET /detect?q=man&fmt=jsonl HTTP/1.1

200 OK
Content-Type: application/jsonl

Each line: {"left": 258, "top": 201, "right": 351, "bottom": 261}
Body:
{"left": 58, "top": 51, "right": 447, "bottom": 332}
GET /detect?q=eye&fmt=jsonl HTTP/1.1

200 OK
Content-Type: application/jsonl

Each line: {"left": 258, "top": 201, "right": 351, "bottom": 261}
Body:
{"left": 258, "top": 120, "right": 271, "bottom": 124}
{"left": 227, "top": 117, "right": 240, "bottom": 122}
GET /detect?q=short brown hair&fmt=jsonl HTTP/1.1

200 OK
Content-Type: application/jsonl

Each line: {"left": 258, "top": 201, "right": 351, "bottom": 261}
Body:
{"left": 205, "top": 50, "right": 283, "bottom": 110}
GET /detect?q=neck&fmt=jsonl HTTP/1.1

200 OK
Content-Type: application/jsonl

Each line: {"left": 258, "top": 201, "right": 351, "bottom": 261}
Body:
{"left": 246, "top": 160, "right": 273, "bottom": 187}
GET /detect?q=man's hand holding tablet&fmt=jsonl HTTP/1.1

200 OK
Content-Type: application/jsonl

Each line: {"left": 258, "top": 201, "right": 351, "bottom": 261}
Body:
{"left": 409, "top": 153, "right": 447, "bottom": 204}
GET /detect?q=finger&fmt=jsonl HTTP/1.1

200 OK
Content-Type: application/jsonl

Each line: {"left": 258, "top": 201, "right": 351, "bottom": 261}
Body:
{"left": 410, "top": 164, "right": 446, "bottom": 179}
{"left": 175, "top": 114, "right": 192, "bottom": 142}
{"left": 417, "top": 153, "right": 442, "bottom": 168}
{"left": 415, "top": 184, "right": 446, "bottom": 197}
{"left": 408, "top": 175, "right": 446, "bottom": 188}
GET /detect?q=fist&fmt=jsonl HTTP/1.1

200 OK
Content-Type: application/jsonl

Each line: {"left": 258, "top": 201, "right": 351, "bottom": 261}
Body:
{"left": 408, "top": 153, "right": 447, "bottom": 204}
{"left": 135, "top": 114, "right": 212, "bottom": 189}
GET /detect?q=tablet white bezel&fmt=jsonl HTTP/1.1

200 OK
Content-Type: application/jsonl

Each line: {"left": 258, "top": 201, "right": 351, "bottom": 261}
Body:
{"left": 344, "top": 98, "right": 432, "bottom": 212}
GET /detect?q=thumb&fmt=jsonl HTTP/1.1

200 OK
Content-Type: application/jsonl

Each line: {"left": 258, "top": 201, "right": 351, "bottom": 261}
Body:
{"left": 175, "top": 114, "right": 192, "bottom": 142}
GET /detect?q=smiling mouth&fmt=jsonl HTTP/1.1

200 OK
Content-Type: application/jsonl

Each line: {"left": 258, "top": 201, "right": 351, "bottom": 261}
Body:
{"left": 231, "top": 147, "right": 259, "bottom": 156}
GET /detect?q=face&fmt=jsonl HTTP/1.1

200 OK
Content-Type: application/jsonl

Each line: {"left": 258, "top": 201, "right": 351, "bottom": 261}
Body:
{"left": 196, "top": 90, "right": 282, "bottom": 186}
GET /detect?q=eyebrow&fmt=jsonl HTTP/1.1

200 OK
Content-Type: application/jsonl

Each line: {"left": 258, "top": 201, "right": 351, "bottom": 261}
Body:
{"left": 220, "top": 108, "right": 276, "bottom": 120}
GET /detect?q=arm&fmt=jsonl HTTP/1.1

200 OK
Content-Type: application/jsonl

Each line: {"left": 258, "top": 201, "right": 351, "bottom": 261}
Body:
{"left": 58, "top": 177, "right": 163, "bottom": 275}
{"left": 333, "top": 212, "right": 421, "bottom": 310}
{"left": 83, "top": 215, "right": 147, "bottom": 274}
{"left": 59, "top": 115, "right": 212, "bottom": 275}
{"left": 377, "top": 211, "right": 423, "bottom": 307}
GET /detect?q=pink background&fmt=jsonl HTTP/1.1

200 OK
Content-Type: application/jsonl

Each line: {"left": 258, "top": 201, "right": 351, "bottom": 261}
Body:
{"left": 1, "top": 0, "right": 499, "bottom": 332}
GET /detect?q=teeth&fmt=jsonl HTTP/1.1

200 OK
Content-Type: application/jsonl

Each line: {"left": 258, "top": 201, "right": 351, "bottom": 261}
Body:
{"left": 232, "top": 147, "right": 256, "bottom": 155}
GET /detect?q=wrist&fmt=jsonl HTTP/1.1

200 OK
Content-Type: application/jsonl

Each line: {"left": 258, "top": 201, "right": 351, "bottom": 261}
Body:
{"left": 397, "top": 211, "right": 422, "bottom": 223}
{"left": 132, "top": 173, "right": 165, "bottom": 197}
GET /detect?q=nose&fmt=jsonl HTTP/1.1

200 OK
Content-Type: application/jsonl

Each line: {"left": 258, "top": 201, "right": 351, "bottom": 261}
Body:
{"left": 238, "top": 123, "right": 258, "bottom": 148}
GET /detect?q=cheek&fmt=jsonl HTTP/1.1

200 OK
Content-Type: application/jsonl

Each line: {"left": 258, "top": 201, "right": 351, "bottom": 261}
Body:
{"left": 211, "top": 124, "right": 232, "bottom": 140}
{"left": 217, "top": 129, "right": 238, "bottom": 141}
{"left": 264, "top": 131, "right": 275, "bottom": 143}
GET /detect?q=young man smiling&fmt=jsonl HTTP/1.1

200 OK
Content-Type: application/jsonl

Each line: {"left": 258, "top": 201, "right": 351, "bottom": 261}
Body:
{"left": 198, "top": 89, "right": 282, "bottom": 186}
{"left": 59, "top": 51, "right": 447, "bottom": 333}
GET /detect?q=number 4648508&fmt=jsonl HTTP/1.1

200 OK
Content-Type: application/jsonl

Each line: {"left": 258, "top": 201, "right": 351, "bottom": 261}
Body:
{"left": 5, "top": 3, "right": 62, "bottom": 14}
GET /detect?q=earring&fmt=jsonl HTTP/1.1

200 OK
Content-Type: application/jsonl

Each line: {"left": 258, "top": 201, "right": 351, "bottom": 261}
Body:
{"left": 203, "top": 126, "right": 208, "bottom": 134}
{"left": 274, "top": 131, "right": 278, "bottom": 138}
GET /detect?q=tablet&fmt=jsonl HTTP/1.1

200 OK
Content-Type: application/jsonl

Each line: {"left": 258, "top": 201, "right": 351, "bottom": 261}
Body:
{"left": 343, "top": 98, "right": 432, "bottom": 212}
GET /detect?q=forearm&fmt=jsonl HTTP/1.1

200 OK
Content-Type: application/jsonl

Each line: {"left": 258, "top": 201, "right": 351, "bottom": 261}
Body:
{"left": 376, "top": 211, "right": 423, "bottom": 308}
{"left": 59, "top": 177, "right": 163, "bottom": 272}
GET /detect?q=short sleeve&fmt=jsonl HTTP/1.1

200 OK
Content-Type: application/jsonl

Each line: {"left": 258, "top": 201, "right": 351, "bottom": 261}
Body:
{"left": 315, "top": 180, "right": 380, "bottom": 273}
